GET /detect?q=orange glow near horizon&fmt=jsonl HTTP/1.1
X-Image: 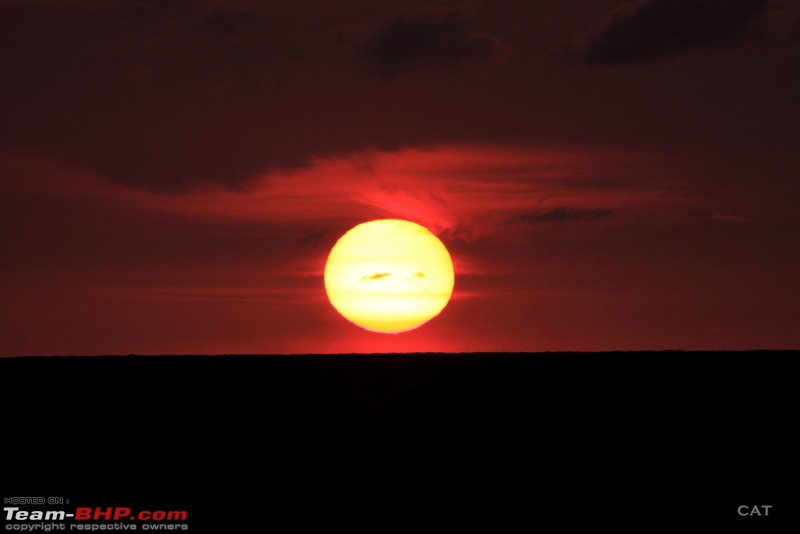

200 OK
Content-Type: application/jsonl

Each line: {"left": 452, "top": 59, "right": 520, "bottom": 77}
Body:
{"left": 324, "top": 219, "right": 455, "bottom": 334}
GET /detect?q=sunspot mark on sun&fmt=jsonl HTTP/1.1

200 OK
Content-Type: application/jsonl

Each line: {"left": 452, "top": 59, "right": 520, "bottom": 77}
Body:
{"left": 361, "top": 272, "right": 392, "bottom": 281}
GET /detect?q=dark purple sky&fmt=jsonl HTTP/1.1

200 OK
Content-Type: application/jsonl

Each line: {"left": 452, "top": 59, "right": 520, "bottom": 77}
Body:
{"left": 2, "top": 0, "right": 799, "bottom": 355}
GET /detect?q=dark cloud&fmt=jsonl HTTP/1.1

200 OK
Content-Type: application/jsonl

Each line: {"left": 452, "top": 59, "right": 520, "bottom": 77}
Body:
{"left": 357, "top": 7, "right": 506, "bottom": 77}
{"left": 510, "top": 207, "right": 614, "bottom": 224}
{"left": 0, "top": 0, "right": 796, "bottom": 194}
{"left": 0, "top": 1, "right": 319, "bottom": 191}
{"left": 1, "top": 1, "right": 507, "bottom": 192}
{"left": 361, "top": 272, "right": 392, "bottom": 281}
{"left": 568, "top": 0, "right": 774, "bottom": 65}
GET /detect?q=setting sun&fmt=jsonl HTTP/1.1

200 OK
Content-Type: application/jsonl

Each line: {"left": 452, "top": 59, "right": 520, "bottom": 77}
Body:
{"left": 324, "top": 219, "right": 455, "bottom": 333}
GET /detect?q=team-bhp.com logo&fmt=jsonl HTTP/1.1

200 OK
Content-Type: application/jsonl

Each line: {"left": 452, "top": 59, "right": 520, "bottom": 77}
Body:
{"left": 4, "top": 505, "right": 190, "bottom": 531}
{"left": 5, "top": 507, "right": 187, "bottom": 521}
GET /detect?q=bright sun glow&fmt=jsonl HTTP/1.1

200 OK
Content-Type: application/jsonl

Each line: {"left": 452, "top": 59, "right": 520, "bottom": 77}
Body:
{"left": 324, "top": 219, "right": 455, "bottom": 334}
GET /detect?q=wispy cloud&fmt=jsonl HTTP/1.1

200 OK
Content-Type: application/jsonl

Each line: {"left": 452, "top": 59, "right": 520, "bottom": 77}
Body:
{"left": 510, "top": 207, "right": 615, "bottom": 224}
{"left": 116, "top": 144, "right": 707, "bottom": 240}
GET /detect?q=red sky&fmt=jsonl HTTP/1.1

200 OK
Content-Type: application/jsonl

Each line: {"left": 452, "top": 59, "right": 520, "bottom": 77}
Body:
{"left": 2, "top": 0, "right": 799, "bottom": 355}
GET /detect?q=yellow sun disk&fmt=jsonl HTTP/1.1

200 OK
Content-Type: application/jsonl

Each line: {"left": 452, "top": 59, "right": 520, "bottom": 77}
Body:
{"left": 324, "top": 219, "right": 455, "bottom": 333}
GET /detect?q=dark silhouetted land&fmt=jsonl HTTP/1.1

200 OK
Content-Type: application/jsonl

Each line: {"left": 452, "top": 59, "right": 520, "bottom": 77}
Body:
{"left": 2, "top": 351, "right": 795, "bottom": 532}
